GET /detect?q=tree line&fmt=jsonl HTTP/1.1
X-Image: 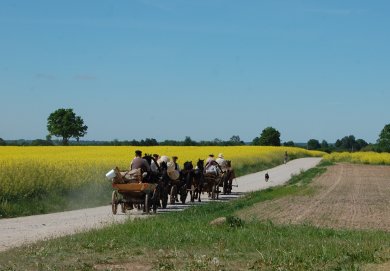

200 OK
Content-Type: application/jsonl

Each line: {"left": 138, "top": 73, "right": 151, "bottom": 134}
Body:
{"left": 1, "top": 108, "right": 390, "bottom": 153}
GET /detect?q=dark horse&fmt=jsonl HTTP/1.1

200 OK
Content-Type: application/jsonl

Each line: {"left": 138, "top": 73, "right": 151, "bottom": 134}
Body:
{"left": 181, "top": 161, "right": 194, "bottom": 202}
{"left": 158, "top": 161, "right": 173, "bottom": 208}
{"left": 160, "top": 161, "right": 187, "bottom": 204}
{"left": 222, "top": 160, "right": 236, "bottom": 194}
{"left": 192, "top": 159, "right": 205, "bottom": 202}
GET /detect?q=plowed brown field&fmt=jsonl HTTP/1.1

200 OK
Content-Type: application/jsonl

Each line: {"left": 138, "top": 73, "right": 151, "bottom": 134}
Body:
{"left": 239, "top": 163, "right": 390, "bottom": 231}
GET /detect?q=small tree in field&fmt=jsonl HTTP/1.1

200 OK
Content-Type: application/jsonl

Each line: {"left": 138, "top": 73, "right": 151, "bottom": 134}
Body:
{"left": 307, "top": 139, "right": 321, "bottom": 150}
{"left": 47, "top": 108, "right": 88, "bottom": 146}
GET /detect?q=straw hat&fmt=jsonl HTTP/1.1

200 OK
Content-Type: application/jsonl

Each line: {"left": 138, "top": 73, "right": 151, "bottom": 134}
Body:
{"left": 218, "top": 153, "right": 224, "bottom": 158}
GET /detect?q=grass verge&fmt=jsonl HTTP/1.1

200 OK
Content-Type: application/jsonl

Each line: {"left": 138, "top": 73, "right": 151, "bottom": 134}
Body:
{"left": 1, "top": 161, "right": 389, "bottom": 270}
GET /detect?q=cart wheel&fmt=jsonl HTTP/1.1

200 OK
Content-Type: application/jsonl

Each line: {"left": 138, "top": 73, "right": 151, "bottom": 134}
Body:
{"left": 144, "top": 193, "right": 150, "bottom": 214}
{"left": 111, "top": 191, "right": 119, "bottom": 215}
{"left": 120, "top": 203, "right": 126, "bottom": 213}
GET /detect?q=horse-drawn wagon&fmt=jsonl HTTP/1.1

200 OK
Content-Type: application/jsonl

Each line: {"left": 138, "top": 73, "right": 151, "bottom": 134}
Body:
{"left": 202, "top": 159, "right": 237, "bottom": 199}
{"left": 106, "top": 168, "right": 158, "bottom": 214}
{"left": 203, "top": 171, "right": 224, "bottom": 200}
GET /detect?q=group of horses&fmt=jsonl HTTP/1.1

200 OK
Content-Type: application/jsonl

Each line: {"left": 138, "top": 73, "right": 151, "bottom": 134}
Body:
{"left": 141, "top": 154, "right": 236, "bottom": 211}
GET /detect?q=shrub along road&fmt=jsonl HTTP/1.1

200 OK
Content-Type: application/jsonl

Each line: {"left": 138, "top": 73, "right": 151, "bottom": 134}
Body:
{"left": 0, "top": 157, "right": 322, "bottom": 252}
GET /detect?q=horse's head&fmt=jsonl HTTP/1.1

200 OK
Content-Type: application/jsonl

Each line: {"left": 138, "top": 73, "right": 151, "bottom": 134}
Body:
{"left": 183, "top": 161, "right": 193, "bottom": 171}
{"left": 197, "top": 159, "right": 204, "bottom": 169}
{"left": 226, "top": 160, "right": 231, "bottom": 167}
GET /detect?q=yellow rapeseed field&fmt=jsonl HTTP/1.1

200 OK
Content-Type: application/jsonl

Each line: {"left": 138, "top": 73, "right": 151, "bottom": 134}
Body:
{"left": 0, "top": 146, "right": 324, "bottom": 203}
{"left": 324, "top": 151, "right": 390, "bottom": 165}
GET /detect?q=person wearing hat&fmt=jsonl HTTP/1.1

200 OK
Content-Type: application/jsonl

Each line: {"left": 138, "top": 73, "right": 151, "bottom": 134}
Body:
{"left": 130, "top": 150, "right": 151, "bottom": 173}
{"left": 205, "top": 154, "right": 215, "bottom": 165}
{"left": 216, "top": 153, "right": 228, "bottom": 171}
{"left": 205, "top": 154, "right": 222, "bottom": 175}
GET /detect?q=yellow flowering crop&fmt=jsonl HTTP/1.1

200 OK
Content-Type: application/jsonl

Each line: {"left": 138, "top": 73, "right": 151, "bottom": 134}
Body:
{"left": 0, "top": 146, "right": 324, "bottom": 202}
{"left": 324, "top": 151, "right": 390, "bottom": 165}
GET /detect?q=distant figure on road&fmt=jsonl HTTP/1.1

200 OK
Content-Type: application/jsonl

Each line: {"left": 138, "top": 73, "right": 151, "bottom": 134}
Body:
{"left": 265, "top": 172, "right": 269, "bottom": 182}
{"left": 284, "top": 151, "right": 288, "bottom": 164}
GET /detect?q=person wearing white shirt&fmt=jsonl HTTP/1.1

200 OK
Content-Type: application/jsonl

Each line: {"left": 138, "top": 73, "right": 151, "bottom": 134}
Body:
{"left": 216, "top": 153, "right": 228, "bottom": 171}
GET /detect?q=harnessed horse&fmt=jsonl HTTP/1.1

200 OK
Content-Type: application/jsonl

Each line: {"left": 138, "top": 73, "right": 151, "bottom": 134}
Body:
{"left": 192, "top": 159, "right": 205, "bottom": 202}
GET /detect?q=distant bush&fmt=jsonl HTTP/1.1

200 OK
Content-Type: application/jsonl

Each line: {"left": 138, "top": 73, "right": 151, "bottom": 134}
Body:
{"left": 31, "top": 139, "right": 54, "bottom": 146}
{"left": 0, "top": 138, "right": 6, "bottom": 146}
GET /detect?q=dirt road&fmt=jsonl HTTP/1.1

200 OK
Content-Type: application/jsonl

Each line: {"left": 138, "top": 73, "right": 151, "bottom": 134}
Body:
{"left": 0, "top": 157, "right": 322, "bottom": 252}
{"left": 239, "top": 163, "right": 390, "bottom": 231}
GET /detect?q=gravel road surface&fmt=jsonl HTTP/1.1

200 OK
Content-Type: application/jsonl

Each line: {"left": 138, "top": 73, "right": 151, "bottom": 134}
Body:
{"left": 0, "top": 157, "right": 322, "bottom": 252}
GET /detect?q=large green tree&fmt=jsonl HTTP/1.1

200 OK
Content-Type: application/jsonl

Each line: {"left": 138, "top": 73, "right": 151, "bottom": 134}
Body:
{"left": 253, "top": 127, "right": 281, "bottom": 146}
{"left": 47, "top": 108, "right": 88, "bottom": 145}
{"left": 377, "top": 124, "right": 390, "bottom": 152}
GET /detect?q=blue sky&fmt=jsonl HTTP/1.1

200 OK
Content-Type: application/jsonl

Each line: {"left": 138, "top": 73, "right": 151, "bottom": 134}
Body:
{"left": 1, "top": 0, "right": 389, "bottom": 143}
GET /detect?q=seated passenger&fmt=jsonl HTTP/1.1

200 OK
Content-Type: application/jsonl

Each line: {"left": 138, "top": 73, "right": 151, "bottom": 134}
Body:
{"left": 216, "top": 153, "right": 228, "bottom": 172}
{"left": 130, "top": 150, "right": 151, "bottom": 173}
{"left": 205, "top": 159, "right": 220, "bottom": 175}
{"left": 205, "top": 154, "right": 215, "bottom": 165}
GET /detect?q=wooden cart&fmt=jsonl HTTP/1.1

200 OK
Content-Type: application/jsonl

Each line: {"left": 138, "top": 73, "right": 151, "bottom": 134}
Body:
{"left": 108, "top": 168, "right": 158, "bottom": 214}
{"left": 111, "top": 182, "right": 157, "bottom": 214}
{"left": 203, "top": 172, "right": 224, "bottom": 200}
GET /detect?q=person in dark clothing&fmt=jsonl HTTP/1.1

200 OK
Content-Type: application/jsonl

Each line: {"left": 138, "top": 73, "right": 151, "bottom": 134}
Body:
{"left": 172, "top": 156, "right": 180, "bottom": 171}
